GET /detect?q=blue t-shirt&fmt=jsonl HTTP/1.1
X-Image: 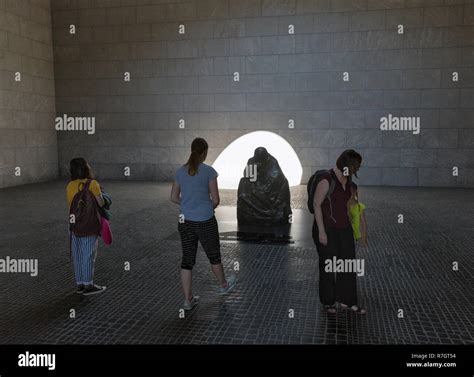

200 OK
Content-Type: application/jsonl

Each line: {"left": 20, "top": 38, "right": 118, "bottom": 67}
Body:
{"left": 175, "top": 163, "right": 218, "bottom": 222}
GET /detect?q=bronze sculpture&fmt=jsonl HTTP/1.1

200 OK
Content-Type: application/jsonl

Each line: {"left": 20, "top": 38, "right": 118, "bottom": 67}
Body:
{"left": 237, "top": 147, "right": 292, "bottom": 226}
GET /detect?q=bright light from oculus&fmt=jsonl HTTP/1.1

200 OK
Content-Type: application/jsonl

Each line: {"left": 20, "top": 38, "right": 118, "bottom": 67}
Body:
{"left": 212, "top": 131, "right": 303, "bottom": 190}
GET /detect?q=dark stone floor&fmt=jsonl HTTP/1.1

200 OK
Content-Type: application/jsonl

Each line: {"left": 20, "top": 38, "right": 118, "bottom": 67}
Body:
{"left": 0, "top": 181, "right": 473, "bottom": 345}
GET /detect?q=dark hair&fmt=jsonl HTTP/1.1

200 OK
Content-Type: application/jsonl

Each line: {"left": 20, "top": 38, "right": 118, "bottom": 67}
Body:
{"left": 336, "top": 149, "right": 362, "bottom": 178}
{"left": 70, "top": 158, "right": 94, "bottom": 180}
{"left": 185, "top": 138, "right": 208, "bottom": 176}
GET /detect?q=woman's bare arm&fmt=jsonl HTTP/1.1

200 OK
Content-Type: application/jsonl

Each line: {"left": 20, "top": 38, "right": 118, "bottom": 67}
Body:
{"left": 170, "top": 180, "right": 181, "bottom": 205}
{"left": 209, "top": 177, "right": 220, "bottom": 209}
{"left": 314, "top": 179, "right": 329, "bottom": 246}
{"left": 94, "top": 194, "right": 105, "bottom": 208}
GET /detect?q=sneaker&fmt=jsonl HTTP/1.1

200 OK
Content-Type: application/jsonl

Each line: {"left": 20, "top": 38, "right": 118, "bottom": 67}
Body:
{"left": 219, "top": 275, "right": 237, "bottom": 295}
{"left": 83, "top": 284, "right": 106, "bottom": 296}
{"left": 183, "top": 296, "right": 200, "bottom": 310}
{"left": 76, "top": 284, "right": 85, "bottom": 294}
{"left": 324, "top": 304, "right": 337, "bottom": 314}
{"left": 340, "top": 303, "right": 367, "bottom": 315}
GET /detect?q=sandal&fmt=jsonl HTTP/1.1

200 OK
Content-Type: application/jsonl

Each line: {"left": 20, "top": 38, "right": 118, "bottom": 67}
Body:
{"left": 324, "top": 304, "right": 337, "bottom": 314}
{"left": 340, "top": 303, "right": 366, "bottom": 315}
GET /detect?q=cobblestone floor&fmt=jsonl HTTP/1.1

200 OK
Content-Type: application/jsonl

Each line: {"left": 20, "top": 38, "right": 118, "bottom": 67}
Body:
{"left": 0, "top": 181, "right": 472, "bottom": 345}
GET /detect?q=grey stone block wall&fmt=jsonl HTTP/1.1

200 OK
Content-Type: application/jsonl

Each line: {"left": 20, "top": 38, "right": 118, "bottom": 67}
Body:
{"left": 0, "top": 0, "right": 57, "bottom": 188}
{"left": 50, "top": 0, "right": 474, "bottom": 187}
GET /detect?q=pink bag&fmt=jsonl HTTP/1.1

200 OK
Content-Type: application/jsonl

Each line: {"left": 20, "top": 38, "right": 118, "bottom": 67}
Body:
{"left": 100, "top": 217, "right": 113, "bottom": 245}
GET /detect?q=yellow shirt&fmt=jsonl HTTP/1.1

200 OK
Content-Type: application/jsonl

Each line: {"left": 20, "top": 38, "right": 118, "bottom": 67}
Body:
{"left": 66, "top": 179, "right": 101, "bottom": 207}
{"left": 349, "top": 202, "right": 366, "bottom": 240}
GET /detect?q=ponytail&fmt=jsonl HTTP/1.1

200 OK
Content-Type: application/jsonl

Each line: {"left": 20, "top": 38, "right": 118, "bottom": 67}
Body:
{"left": 185, "top": 138, "right": 208, "bottom": 176}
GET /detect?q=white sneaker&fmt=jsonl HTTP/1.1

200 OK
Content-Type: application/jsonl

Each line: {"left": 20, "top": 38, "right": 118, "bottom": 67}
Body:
{"left": 219, "top": 275, "right": 237, "bottom": 295}
{"left": 183, "top": 296, "right": 200, "bottom": 310}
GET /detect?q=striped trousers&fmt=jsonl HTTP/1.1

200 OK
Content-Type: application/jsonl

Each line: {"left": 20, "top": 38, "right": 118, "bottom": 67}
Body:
{"left": 178, "top": 216, "right": 221, "bottom": 270}
{"left": 71, "top": 233, "right": 98, "bottom": 285}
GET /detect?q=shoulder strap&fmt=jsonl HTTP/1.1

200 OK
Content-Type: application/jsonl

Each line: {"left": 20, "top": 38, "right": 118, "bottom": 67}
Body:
{"left": 76, "top": 179, "right": 92, "bottom": 193}
{"left": 325, "top": 170, "right": 337, "bottom": 223}
{"left": 84, "top": 179, "right": 92, "bottom": 190}
{"left": 326, "top": 170, "right": 336, "bottom": 198}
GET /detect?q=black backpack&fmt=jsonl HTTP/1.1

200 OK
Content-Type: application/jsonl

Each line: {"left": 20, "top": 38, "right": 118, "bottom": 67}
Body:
{"left": 307, "top": 170, "right": 336, "bottom": 214}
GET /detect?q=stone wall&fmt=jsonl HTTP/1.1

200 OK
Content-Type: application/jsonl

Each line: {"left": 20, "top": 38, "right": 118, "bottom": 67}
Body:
{"left": 0, "top": 0, "right": 57, "bottom": 188}
{"left": 51, "top": 0, "right": 474, "bottom": 186}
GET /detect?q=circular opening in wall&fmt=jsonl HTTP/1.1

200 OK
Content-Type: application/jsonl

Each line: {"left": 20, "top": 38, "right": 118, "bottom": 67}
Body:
{"left": 212, "top": 131, "right": 303, "bottom": 190}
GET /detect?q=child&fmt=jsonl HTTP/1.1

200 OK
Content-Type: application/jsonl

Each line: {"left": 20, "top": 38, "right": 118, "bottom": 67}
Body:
{"left": 67, "top": 158, "right": 107, "bottom": 296}
{"left": 348, "top": 182, "right": 368, "bottom": 247}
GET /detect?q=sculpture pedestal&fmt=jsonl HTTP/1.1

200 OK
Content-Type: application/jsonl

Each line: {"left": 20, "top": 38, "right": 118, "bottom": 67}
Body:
{"left": 215, "top": 207, "right": 314, "bottom": 247}
{"left": 237, "top": 222, "right": 292, "bottom": 244}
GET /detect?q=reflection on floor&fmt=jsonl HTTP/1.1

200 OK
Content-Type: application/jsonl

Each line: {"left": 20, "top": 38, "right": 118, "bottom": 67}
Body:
{"left": 166, "top": 207, "right": 314, "bottom": 246}
{"left": 0, "top": 181, "right": 473, "bottom": 344}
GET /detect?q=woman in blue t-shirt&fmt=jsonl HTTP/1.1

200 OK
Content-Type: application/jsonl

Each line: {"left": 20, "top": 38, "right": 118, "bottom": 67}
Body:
{"left": 171, "top": 138, "right": 237, "bottom": 310}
